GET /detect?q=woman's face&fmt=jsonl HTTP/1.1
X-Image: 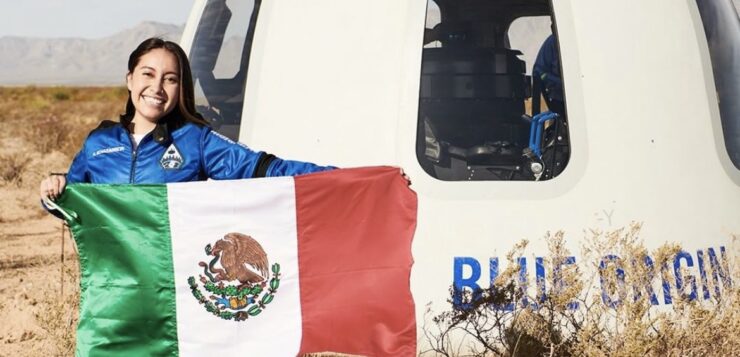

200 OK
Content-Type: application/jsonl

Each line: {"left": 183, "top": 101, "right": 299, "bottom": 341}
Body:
{"left": 126, "top": 48, "right": 180, "bottom": 124}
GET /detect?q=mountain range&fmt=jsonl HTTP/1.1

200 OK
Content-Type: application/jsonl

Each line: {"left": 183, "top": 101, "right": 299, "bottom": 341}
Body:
{"left": 3, "top": 3, "right": 738, "bottom": 87}
{"left": 0, "top": 22, "right": 183, "bottom": 86}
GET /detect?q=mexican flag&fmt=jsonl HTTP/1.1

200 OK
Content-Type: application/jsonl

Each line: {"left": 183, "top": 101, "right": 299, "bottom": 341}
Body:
{"left": 53, "top": 167, "right": 417, "bottom": 356}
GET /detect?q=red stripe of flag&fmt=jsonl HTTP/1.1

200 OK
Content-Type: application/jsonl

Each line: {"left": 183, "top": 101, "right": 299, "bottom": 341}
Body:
{"left": 295, "top": 166, "right": 417, "bottom": 356}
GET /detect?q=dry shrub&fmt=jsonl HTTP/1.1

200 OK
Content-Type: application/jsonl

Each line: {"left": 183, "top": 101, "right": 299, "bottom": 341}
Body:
{"left": 422, "top": 223, "right": 739, "bottom": 356}
{"left": 87, "top": 86, "right": 129, "bottom": 102}
{"left": 20, "top": 116, "right": 74, "bottom": 155}
{"left": 0, "top": 153, "right": 32, "bottom": 187}
{"left": 51, "top": 88, "right": 71, "bottom": 102}
{"left": 33, "top": 247, "right": 80, "bottom": 356}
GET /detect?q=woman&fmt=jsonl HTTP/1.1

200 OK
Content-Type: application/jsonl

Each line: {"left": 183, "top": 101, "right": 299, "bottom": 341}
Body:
{"left": 40, "top": 38, "right": 333, "bottom": 202}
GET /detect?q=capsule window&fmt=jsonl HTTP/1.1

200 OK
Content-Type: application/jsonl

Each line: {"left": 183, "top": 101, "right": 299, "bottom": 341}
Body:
{"left": 695, "top": 0, "right": 740, "bottom": 170}
{"left": 417, "top": 0, "right": 570, "bottom": 181}
{"left": 190, "top": 0, "right": 261, "bottom": 141}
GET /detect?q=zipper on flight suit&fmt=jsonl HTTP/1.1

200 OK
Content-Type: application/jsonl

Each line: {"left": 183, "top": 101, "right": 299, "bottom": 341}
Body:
{"left": 129, "top": 132, "right": 153, "bottom": 183}
{"left": 129, "top": 148, "right": 138, "bottom": 183}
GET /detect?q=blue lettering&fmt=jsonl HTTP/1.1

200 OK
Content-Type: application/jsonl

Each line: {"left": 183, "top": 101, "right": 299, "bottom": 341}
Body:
{"left": 696, "top": 249, "right": 711, "bottom": 300}
{"left": 708, "top": 247, "right": 732, "bottom": 297}
{"left": 518, "top": 257, "right": 530, "bottom": 308}
{"left": 451, "top": 245, "right": 727, "bottom": 311}
{"left": 453, "top": 257, "right": 482, "bottom": 309}
{"left": 673, "top": 251, "right": 698, "bottom": 301}
{"left": 553, "top": 256, "right": 579, "bottom": 309}
{"left": 489, "top": 257, "right": 515, "bottom": 311}
{"left": 632, "top": 255, "right": 659, "bottom": 305}
{"left": 536, "top": 257, "right": 546, "bottom": 306}
{"left": 600, "top": 255, "right": 625, "bottom": 308}
{"left": 661, "top": 261, "right": 673, "bottom": 305}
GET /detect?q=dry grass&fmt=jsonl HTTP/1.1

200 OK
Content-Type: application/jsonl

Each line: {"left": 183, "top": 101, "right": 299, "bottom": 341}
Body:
{"left": 33, "top": 254, "right": 80, "bottom": 356}
{"left": 0, "top": 86, "right": 127, "bottom": 159}
{"left": 0, "top": 154, "right": 31, "bottom": 187}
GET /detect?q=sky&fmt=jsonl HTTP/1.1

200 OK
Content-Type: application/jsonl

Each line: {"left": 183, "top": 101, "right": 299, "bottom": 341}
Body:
{"left": 0, "top": 0, "right": 193, "bottom": 38}
{"left": 1, "top": 0, "right": 738, "bottom": 39}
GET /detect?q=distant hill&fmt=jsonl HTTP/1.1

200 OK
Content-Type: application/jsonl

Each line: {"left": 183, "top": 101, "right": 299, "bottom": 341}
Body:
{"left": 0, "top": 22, "right": 183, "bottom": 86}
{"left": 3, "top": 1, "right": 739, "bottom": 86}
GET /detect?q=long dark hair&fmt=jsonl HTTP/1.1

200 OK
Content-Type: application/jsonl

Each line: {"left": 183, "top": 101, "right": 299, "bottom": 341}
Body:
{"left": 121, "top": 37, "right": 208, "bottom": 127}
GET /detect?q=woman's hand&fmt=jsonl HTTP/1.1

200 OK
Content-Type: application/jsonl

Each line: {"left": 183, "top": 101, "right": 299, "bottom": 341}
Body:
{"left": 398, "top": 167, "right": 411, "bottom": 186}
{"left": 39, "top": 174, "right": 67, "bottom": 201}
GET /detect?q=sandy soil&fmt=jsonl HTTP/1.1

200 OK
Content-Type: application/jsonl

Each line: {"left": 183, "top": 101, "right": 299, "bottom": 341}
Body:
{"left": 0, "top": 211, "right": 78, "bottom": 356}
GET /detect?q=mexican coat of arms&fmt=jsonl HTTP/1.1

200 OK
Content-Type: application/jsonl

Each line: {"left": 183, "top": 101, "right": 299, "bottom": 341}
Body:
{"left": 187, "top": 232, "right": 281, "bottom": 321}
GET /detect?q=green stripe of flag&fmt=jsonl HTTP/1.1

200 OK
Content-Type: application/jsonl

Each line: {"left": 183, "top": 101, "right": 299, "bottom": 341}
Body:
{"left": 59, "top": 185, "right": 179, "bottom": 357}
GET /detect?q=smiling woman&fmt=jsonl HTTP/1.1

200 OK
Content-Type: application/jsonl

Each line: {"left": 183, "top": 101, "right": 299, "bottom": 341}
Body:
{"left": 122, "top": 39, "right": 206, "bottom": 140}
{"left": 38, "top": 37, "right": 334, "bottom": 206}
{"left": 126, "top": 49, "right": 182, "bottom": 130}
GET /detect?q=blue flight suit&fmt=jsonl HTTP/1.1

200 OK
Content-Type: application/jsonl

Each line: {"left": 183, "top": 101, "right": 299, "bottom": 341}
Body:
{"left": 66, "top": 120, "right": 333, "bottom": 184}
{"left": 533, "top": 34, "right": 565, "bottom": 115}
